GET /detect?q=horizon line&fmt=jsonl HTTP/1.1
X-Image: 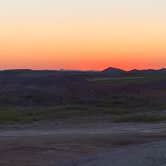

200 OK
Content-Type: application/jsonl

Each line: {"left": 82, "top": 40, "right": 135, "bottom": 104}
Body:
{"left": 0, "top": 66, "right": 166, "bottom": 72}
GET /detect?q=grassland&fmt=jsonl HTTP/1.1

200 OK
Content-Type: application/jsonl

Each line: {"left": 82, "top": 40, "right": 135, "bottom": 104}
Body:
{"left": 0, "top": 105, "right": 166, "bottom": 124}
{"left": 0, "top": 106, "right": 133, "bottom": 124}
{"left": 0, "top": 75, "right": 166, "bottom": 124}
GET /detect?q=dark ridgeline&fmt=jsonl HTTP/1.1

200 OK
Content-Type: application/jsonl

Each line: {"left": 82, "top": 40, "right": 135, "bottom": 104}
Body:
{"left": 0, "top": 70, "right": 96, "bottom": 106}
{"left": 0, "top": 67, "right": 165, "bottom": 106}
{"left": 102, "top": 67, "right": 166, "bottom": 76}
{"left": 102, "top": 67, "right": 126, "bottom": 76}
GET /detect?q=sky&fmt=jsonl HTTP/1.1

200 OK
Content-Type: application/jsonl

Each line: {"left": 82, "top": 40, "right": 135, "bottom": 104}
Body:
{"left": 0, "top": 0, "right": 166, "bottom": 70}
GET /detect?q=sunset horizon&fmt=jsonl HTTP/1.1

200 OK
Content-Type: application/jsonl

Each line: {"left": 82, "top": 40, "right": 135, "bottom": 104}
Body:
{"left": 1, "top": 1, "right": 166, "bottom": 165}
{"left": 0, "top": 65, "right": 166, "bottom": 72}
{"left": 1, "top": 0, "right": 166, "bottom": 71}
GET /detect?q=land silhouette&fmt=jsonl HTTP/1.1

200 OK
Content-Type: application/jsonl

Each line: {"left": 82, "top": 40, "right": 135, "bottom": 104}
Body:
{"left": 0, "top": 67, "right": 166, "bottom": 166}
{"left": 0, "top": 67, "right": 165, "bottom": 108}
{"left": 0, "top": 67, "right": 166, "bottom": 122}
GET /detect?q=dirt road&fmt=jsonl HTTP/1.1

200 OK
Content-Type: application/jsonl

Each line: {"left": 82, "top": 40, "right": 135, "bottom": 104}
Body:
{"left": 61, "top": 141, "right": 166, "bottom": 166}
{"left": 0, "top": 122, "right": 166, "bottom": 166}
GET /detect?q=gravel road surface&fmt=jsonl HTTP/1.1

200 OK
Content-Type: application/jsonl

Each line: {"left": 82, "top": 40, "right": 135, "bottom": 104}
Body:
{"left": 60, "top": 141, "right": 166, "bottom": 166}
{"left": 0, "top": 122, "right": 166, "bottom": 166}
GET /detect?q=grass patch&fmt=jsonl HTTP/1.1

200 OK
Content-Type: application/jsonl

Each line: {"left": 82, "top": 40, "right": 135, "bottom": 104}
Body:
{"left": 0, "top": 106, "right": 165, "bottom": 124}
{"left": 90, "top": 75, "right": 166, "bottom": 85}
{"left": 0, "top": 105, "right": 139, "bottom": 124}
{"left": 114, "top": 114, "right": 166, "bottom": 122}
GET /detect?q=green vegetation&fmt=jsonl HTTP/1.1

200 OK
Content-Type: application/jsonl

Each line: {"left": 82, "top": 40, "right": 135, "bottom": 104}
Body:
{"left": 0, "top": 74, "right": 166, "bottom": 124}
{"left": 0, "top": 106, "right": 131, "bottom": 124}
{"left": 89, "top": 75, "right": 166, "bottom": 85}
{"left": 0, "top": 105, "right": 165, "bottom": 124}
{"left": 114, "top": 114, "right": 166, "bottom": 122}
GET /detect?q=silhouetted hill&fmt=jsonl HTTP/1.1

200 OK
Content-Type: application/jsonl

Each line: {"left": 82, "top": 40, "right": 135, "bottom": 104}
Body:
{"left": 102, "top": 67, "right": 126, "bottom": 76}
{"left": 102, "top": 67, "right": 166, "bottom": 76}
{"left": 0, "top": 68, "right": 166, "bottom": 107}
{"left": 0, "top": 70, "right": 97, "bottom": 106}
{"left": 128, "top": 68, "right": 166, "bottom": 76}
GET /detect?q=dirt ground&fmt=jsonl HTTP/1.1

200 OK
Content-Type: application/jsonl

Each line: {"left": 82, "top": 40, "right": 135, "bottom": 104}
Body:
{"left": 0, "top": 121, "right": 166, "bottom": 166}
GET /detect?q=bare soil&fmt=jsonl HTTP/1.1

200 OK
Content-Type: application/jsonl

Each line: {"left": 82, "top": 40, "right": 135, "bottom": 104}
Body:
{"left": 0, "top": 121, "right": 166, "bottom": 166}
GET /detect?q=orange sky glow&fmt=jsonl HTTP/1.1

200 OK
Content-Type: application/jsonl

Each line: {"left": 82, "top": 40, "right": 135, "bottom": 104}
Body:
{"left": 0, "top": 0, "right": 166, "bottom": 70}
